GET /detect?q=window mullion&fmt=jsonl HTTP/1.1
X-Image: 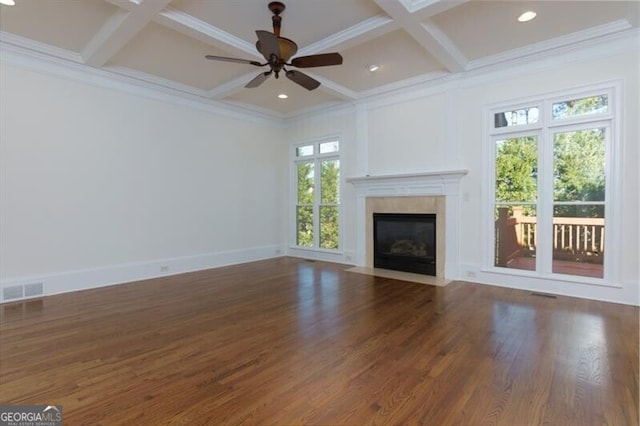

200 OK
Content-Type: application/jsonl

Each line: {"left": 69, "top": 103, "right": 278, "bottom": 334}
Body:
{"left": 537, "top": 128, "right": 554, "bottom": 275}
{"left": 313, "top": 158, "right": 321, "bottom": 249}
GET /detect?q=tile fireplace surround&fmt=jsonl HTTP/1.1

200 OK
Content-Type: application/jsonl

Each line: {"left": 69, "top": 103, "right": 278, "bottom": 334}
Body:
{"left": 347, "top": 171, "right": 468, "bottom": 280}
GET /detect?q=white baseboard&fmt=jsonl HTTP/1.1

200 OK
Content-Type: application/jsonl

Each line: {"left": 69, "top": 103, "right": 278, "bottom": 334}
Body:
{"left": 0, "top": 245, "right": 284, "bottom": 304}
{"left": 286, "top": 247, "right": 355, "bottom": 265}
{"left": 458, "top": 263, "right": 639, "bottom": 306}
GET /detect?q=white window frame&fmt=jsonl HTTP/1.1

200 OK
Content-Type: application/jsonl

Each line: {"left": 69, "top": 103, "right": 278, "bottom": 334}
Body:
{"left": 290, "top": 137, "right": 342, "bottom": 253}
{"left": 483, "top": 81, "right": 622, "bottom": 287}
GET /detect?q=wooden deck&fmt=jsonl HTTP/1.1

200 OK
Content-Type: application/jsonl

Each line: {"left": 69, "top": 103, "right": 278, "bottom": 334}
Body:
{"left": 506, "top": 256, "right": 604, "bottom": 278}
{"left": 1, "top": 257, "right": 637, "bottom": 425}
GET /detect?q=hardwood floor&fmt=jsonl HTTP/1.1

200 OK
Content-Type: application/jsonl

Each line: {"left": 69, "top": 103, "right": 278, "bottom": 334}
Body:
{"left": 1, "top": 257, "right": 637, "bottom": 425}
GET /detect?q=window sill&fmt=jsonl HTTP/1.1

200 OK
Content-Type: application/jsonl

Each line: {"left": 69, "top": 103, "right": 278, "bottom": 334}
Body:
{"left": 481, "top": 266, "right": 622, "bottom": 289}
{"left": 289, "top": 246, "right": 343, "bottom": 255}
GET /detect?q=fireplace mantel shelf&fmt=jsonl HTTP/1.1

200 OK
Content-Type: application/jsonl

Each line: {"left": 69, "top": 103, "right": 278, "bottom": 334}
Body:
{"left": 347, "top": 170, "right": 468, "bottom": 197}
{"left": 347, "top": 170, "right": 468, "bottom": 187}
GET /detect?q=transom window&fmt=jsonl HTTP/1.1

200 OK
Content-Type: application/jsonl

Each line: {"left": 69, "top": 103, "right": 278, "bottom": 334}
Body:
{"left": 488, "top": 85, "right": 618, "bottom": 283}
{"left": 293, "top": 139, "right": 340, "bottom": 250}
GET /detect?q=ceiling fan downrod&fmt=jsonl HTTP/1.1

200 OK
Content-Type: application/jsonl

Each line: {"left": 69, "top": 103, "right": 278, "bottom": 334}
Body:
{"left": 269, "top": 2, "right": 285, "bottom": 36}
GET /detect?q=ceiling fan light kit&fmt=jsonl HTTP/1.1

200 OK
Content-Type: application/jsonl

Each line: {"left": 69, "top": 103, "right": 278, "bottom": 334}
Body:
{"left": 205, "top": 2, "right": 343, "bottom": 91}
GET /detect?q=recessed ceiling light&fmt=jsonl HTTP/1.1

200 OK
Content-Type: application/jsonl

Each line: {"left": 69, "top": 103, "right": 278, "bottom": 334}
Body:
{"left": 0, "top": 0, "right": 16, "bottom": 6}
{"left": 518, "top": 11, "right": 537, "bottom": 23}
{"left": 368, "top": 64, "right": 379, "bottom": 72}
{"left": 278, "top": 93, "right": 288, "bottom": 99}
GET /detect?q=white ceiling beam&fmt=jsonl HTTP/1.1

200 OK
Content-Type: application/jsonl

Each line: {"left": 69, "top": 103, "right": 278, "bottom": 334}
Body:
{"left": 298, "top": 15, "right": 397, "bottom": 56}
{"left": 373, "top": 0, "right": 467, "bottom": 72}
{"left": 400, "top": 0, "right": 469, "bottom": 15}
{"left": 82, "top": 0, "right": 173, "bottom": 67}
{"left": 155, "top": 7, "right": 262, "bottom": 60}
{"left": 304, "top": 72, "right": 360, "bottom": 101}
{"left": 101, "top": 0, "right": 136, "bottom": 12}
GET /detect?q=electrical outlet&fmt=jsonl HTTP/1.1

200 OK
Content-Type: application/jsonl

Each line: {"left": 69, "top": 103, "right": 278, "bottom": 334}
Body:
{"left": 466, "top": 271, "right": 476, "bottom": 278}
{"left": 160, "top": 265, "right": 169, "bottom": 272}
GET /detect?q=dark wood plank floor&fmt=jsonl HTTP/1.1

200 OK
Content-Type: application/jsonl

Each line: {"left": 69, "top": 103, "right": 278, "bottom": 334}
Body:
{"left": 1, "top": 257, "right": 638, "bottom": 425}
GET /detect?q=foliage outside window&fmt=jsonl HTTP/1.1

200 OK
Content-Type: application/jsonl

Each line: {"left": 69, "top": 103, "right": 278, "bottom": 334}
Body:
{"left": 491, "top": 90, "right": 611, "bottom": 280}
{"left": 294, "top": 140, "right": 340, "bottom": 250}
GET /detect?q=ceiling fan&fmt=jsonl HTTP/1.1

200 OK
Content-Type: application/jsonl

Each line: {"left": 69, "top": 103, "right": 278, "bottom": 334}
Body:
{"left": 205, "top": 1, "right": 343, "bottom": 91}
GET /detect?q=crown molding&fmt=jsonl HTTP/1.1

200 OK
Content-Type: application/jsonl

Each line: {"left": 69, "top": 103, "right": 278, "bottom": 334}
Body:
{"left": 0, "top": 36, "right": 285, "bottom": 127}
{"left": 282, "top": 101, "right": 356, "bottom": 123}
{"left": 359, "top": 70, "right": 450, "bottom": 100}
{"left": 220, "top": 99, "right": 290, "bottom": 120}
{"left": 206, "top": 71, "right": 258, "bottom": 99}
{"left": 104, "top": 65, "right": 208, "bottom": 97}
{"left": 461, "top": 27, "right": 639, "bottom": 89}
{"left": 282, "top": 100, "right": 353, "bottom": 121}
{"left": 296, "top": 26, "right": 639, "bottom": 119}
{"left": 2, "top": 21, "right": 637, "bottom": 127}
{"left": 0, "top": 31, "right": 83, "bottom": 63}
{"left": 468, "top": 19, "right": 633, "bottom": 71}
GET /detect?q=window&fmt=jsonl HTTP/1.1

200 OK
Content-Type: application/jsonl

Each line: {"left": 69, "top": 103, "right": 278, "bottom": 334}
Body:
{"left": 293, "top": 139, "right": 340, "bottom": 250}
{"left": 489, "top": 85, "right": 617, "bottom": 282}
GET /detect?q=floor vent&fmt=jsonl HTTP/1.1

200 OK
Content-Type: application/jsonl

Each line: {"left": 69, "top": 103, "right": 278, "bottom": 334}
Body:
{"left": 2, "top": 283, "right": 44, "bottom": 302}
{"left": 530, "top": 292, "right": 557, "bottom": 299}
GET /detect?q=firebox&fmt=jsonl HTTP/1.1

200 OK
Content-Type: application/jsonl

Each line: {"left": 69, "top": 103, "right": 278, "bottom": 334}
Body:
{"left": 373, "top": 213, "right": 436, "bottom": 276}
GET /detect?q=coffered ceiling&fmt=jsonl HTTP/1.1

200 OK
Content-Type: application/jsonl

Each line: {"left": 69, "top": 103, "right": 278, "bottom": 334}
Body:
{"left": 0, "top": 0, "right": 638, "bottom": 118}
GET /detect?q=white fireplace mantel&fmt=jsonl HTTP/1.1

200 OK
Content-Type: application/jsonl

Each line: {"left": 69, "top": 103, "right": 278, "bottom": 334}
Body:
{"left": 347, "top": 170, "right": 468, "bottom": 280}
{"left": 347, "top": 170, "right": 468, "bottom": 196}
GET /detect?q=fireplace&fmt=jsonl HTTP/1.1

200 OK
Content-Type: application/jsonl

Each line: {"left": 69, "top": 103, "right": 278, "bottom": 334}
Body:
{"left": 373, "top": 213, "right": 437, "bottom": 276}
{"left": 347, "top": 170, "right": 468, "bottom": 280}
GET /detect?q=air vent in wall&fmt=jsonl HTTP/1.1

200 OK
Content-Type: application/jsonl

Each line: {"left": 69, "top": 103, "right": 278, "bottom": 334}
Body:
{"left": 2, "top": 282, "right": 44, "bottom": 302}
{"left": 24, "top": 282, "right": 44, "bottom": 298}
{"left": 3, "top": 286, "right": 23, "bottom": 301}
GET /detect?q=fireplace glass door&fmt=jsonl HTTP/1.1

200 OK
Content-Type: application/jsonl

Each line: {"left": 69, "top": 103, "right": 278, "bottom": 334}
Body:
{"left": 373, "top": 213, "right": 436, "bottom": 276}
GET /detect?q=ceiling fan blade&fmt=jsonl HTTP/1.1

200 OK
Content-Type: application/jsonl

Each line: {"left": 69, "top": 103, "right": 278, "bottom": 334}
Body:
{"left": 290, "top": 53, "right": 343, "bottom": 68}
{"left": 286, "top": 70, "right": 321, "bottom": 91}
{"left": 245, "top": 71, "right": 272, "bottom": 88}
{"left": 205, "top": 55, "right": 263, "bottom": 67}
{"left": 256, "top": 30, "right": 281, "bottom": 60}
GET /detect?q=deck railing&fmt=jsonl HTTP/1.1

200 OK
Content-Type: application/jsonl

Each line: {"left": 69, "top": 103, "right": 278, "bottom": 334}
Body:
{"left": 495, "top": 207, "right": 604, "bottom": 267}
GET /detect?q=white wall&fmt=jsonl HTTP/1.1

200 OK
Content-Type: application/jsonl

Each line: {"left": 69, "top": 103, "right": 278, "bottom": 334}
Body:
{"left": 0, "top": 63, "right": 287, "bottom": 298}
{"left": 367, "top": 94, "right": 447, "bottom": 175}
{"left": 288, "top": 37, "right": 639, "bottom": 305}
{"left": 2, "top": 34, "right": 637, "bottom": 306}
